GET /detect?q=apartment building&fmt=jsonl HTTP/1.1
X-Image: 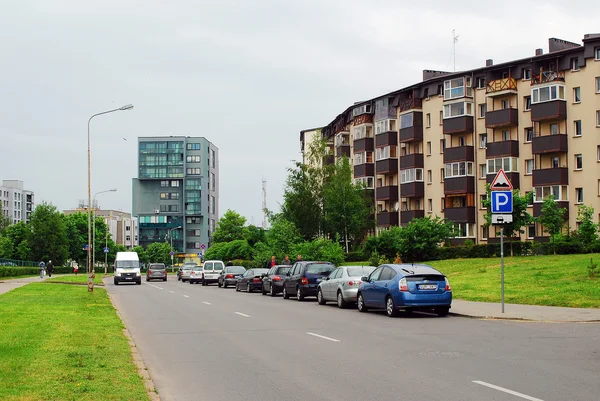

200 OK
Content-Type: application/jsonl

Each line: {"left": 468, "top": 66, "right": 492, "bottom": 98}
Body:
{"left": 300, "top": 34, "right": 600, "bottom": 244}
{"left": 0, "top": 180, "right": 34, "bottom": 224}
{"left": 132, "top": 136, "right": 219, "bottom": 253}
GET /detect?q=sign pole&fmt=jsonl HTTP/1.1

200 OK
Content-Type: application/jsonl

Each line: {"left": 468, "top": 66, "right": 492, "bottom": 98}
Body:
{"left": 500, "top": 227, "right": 504, "bottom": 313}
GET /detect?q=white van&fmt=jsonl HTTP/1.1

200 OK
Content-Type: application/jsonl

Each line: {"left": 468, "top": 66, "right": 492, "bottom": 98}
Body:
{"left": 201, "top": 260, "right": 225, "bottom": 286}
{"left": 114, "top": 251, "right": 141, "bottom": 285}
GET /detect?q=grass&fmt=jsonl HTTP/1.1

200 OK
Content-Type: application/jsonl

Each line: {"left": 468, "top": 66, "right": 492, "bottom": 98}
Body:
{"left": 344, "top": 254, "right": 600, "bottom": 308}
{"left": 46, "top": 274, "right": 105, "bottom": 285}
{"left": 0, "top": 283, "right": 150, "bottom": 401}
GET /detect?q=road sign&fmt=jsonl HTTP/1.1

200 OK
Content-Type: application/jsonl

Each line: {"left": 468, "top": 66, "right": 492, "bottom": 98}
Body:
{"left": 169, "top": 251, "right": 174, "bottom": 256}
{"left": 491, "top": 191, "right": 513, "bottom": 213}
{"left": 490, "top": 169, "right": 513, "bottom": 190}
{"left": 103, "top": 247, "right": 109, "bottom": 253}
{"left": 198, "top": 252, "right": 203, "bottom": 257}
{"left": 492, "top": 214, "right": 513, "bottom": 224}
{"left": 200, "top": 243, "right": 206, "bottom": 249}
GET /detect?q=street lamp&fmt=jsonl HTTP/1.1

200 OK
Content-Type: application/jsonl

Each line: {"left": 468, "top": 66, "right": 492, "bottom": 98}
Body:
{"left": 92, "top": 189, "right": 117, "bottom": 271}
{"left": 87, "top": 104, "right": 133, "bottom": 273}
{"left": 166, "top": 226, "right": 182, "bottom": 271}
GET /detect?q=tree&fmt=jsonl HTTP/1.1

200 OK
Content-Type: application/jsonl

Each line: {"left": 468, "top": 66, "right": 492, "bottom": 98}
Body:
{"left": 324, "top": 157, "right": 373, "bottom": 252}
{"left": 577, "top": 205, "right": 598, "bottom": 247}
{"left": 537, "top": 195, "right": 568, "bottom": 254}
{"left": 0, "top": 235, "right": 13, "bottom": 259}
{"left": 244, "top": 225, "right": 266, "bottom": 247}
{"left": 64, "top": 213, "right": 88, "bottom": 264}
{"left": 29, "top": 202, "right": 68, "bottom": 265}
{"left": 0, "top": 216, "right": 11, "bottom": 234}
{"left": 132, "top": 245, "right": 149, "bottom": 264}
{"left": 5, "top": 221, "right": 32, "bottom": 260}
{"left": 398, "top": 217, "right": 454, "bottom": 262}
{"left": 212, "top": 210, "right": 248, "bottom": 243}
{"left": 483, "top": 185, "right": 534, "bottom": 256}
{"left": 253, "top": 214, "right": 303, "bottom": 265}
{"left": 292, "top": 238, "right": 345, "bottom": 266}
{"left": 146, "top": 242, "right": 172, "bottom": 265}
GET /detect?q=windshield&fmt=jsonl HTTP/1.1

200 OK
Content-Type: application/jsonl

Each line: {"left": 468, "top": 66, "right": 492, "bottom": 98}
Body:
{"left": 306, "top": 264, "right": 335, "bottom": 275}
{"left": 275, "top": 267, "right": 291, "bottom": 275}
{"left": 116, "top": 261, "right": 140, "bottom": 269}
{"left": 226, "top": 266, "right": 246, "bottom": 274}
{"left": 253, "top": 269, "right": 269, "bottom": 276}
{"left": 347, "top": 266, "right": 376, "bottom": 277}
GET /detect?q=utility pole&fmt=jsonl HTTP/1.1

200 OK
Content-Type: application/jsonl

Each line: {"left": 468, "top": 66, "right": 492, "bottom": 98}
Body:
{"left": 453, "top": 29, "right": 460, "bottom": 72}
{"left": 262, "top": 178, "right": 268, "bottom": 229}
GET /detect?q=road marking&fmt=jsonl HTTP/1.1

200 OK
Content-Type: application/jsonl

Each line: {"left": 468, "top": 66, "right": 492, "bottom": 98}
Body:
{"left": 202, "top": 302, "right": 211, "bottom": 305}
{"left": 147, "top": 283, "right": 164, "bottom": 290}
{"left": 235, "top": 312, "right": 251, "bottom": 318}
{"left": 472, "top": 381, "right": 544, "bottom": 401}
{"left": 183, "top": 295, "right": 190, "bottom": 298}
{"left": 169, "top": 291, "right": 174, "bottom": 293}
{"left": 306, "top": 332, "right": 340, "bottom": 343}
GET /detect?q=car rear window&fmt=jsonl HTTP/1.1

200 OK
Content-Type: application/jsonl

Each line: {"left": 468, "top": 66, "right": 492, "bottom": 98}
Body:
{"left": 306, "top": 264, "right": 335, "bottom": 274}
{"left": 227, "top": 266, "right": 246, "bottom": 274}
{"left": 253, "top": 269, "right": 269, "bottom": 276}
{"left": 276, "top": 266, "right": 291, "bottom": 275}
{"left": 149, "top": 264, "right": 165, "bottom": 269}
{"left": 214, "top": 262, "right": 225, "bottom": 271}
{"left": 405, "top": 274, "right": 445, "bottom": 282}
{"left": 347, "top": 266, "right": 375, "bottom": 277}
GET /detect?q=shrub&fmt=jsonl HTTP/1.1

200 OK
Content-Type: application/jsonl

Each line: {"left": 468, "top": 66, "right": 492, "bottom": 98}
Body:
{"left": 368, "top": 251, "right": 380, "bottom": 267}
{"left": 588, "top": 258, "right": 598, "bottom": 279}
{"left": 344, "top": 250, "right": 366, "bottom": 262}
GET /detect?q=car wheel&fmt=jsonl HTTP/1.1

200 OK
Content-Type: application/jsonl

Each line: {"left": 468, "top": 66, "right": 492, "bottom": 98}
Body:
{"left": 357, "top": 294, "right": 368, "bottom": 313}
{"left": 235, "top": 284, "right": 240, "bottom": 292}
{"left": 189, "top": 280, "right": 193, "bottom": 284}
{"left": 146, "top": 277, "right": 149, "bottom": 282}
{"left": 282, "top": 286, "right": 290, "bottom": 299}
{"left": 223, "top": 282, "right": 228, "bottom": 289}
{"left": 270, "top": 285, "right": 276, "bottom": 297}
{"left": 337, "top": 291, "right": 348, "bottom": 309}
{"left": 114, "top": 279, "right": 118, "bottom": 286}
{"left": 136, "top": 281, "right": 141, "bottom": 285}
{"left": 317, "top": 289, "right": 326, "bottom": 305}
{"left": 386, "top": 296, "right": 399, "bottom": 317}
{"left": 296, "top": 287, "right": 304, "bottom": 301}
{"left": 435, "top": 307, "right": 450, "bottom": 317}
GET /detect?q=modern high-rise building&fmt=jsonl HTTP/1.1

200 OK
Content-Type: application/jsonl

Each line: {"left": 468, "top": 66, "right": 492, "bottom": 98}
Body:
{"left": 301, "top": 34, "right": 600, "bottom": 244}
{"left": 0, "top": 180, "right": 34, "bottom": 224}
{"left": 132, "top": 136, "right": 219, "bottom": 254}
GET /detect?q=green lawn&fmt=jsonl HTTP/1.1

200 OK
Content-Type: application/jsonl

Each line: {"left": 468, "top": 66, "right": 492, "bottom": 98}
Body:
{"left": 0, "top": 283, "right": 150, "bottom": 401}
{"left": 46, "top": 274, "right": 105, "bottom": 285}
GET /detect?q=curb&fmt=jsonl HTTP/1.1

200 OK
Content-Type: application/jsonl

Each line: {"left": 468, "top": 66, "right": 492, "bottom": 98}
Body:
{"left": 449, "top": 311, "right": 600, "bottom": 323}
{"left": 44, "top": 281, "right": 105, "bottom": 287}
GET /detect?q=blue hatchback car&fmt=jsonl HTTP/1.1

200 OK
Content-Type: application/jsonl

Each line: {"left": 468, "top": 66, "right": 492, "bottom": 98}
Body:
{"left": 356, "top": 264, "right": 452, "bottom": 317}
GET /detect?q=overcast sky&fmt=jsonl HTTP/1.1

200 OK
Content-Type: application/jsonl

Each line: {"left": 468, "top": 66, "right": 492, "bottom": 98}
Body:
{"left": 1, "top": 0, "right": 597, "bottom": 224}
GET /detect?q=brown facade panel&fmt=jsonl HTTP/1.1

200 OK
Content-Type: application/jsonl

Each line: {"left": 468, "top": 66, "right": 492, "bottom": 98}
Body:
{"left": 375, "top": 185, "right": 399, "bottom": 201}
{"left": 530, "top": 100, "right": 567, "bottom": 122}
{"left": 400, "top": 182, "right": 425, "bottom": 198}
{"left": 486, "top": 172, "right": 520, "bottom": 189}
{"left": 399, "top": 153, "right": 424, "bottom": 169}
{"left": 323, "top": 155, "right": 335, "bottom": 165}
{"left": 353, "top": 137, "right": 374, "bottom": 153}
{"left": 375, "top": 131, "right": 398, "bottom": 148}
{"left": 353, "top": 163, "right": 375, "bottom": 177}
{"left": 533, "top": 201, "right": 569, "bottom": 219}
{"left": 485, "top": 108, "right": 519, "bottom": 128}
{"left": 400, "top": 210, "right": 425, "bottom": 226}
{"left": 531, "top": 134, "right": 568, "bottom": 154}
{"left": 485, "top": 140, "right": 519, "bottom": 158}
{"left": 532, "top": 167, "right": 569, "bottom": 186}
{"left": 443, "top": 146, "right": 474, "bottom": 163}
{"left": 335, "top": 145, "right": 350, "bottom": 158}
{"left": 377, "top": 211, "right": 400, "bottom": 227}
{"left": 444, "top": 176, "right": 475, "bottom": 194}
{"left": 444, "top": 206, "right": 476, "bottom": 223}
{"left": 375, "top": 159, "right": 399, "bottom": 174}
{"left": 398, "top": 98, "right": 423, "bottom": 112}
{"left": 399, "top": 125, "right": 424, "bottom": 143}
{"left": 442, "top": 116, "right": 474, "bottom": 135}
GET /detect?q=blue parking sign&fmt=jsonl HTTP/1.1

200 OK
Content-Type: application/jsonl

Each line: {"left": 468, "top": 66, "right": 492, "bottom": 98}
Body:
{"left": 491, "top": 191, "right": 513, "bottom": 213}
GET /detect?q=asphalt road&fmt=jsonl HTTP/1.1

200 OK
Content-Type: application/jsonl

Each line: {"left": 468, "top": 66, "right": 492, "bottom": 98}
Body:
{"left": 106, "top": 278, "right": 600, "bottom": 401}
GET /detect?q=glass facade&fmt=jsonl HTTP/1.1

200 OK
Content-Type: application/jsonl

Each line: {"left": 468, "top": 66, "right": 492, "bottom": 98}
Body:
{"left": 139, "top": 141, "right": 184, "bottom": 179}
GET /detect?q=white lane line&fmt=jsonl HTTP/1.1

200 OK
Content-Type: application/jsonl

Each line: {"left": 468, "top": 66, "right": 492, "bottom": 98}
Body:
{"left": 235, "top": 312, "right": 251, "bottom": 318}
{"left": 473, "top": 381, "right": 544, "bottom": 401}
{"left": 169, "top": 291, "right": 174, "bottom": 293}
{"left": 306, "top": 332, "right": 340, "bottom": 343}
{"left": 203, "top": 302, "right": 211, "bottom": 305}
{"left": 183, "top": 295, "right": 190, "bottom": 298}
{"left": 147, "top": 283, "right": 163, "bottom": 290}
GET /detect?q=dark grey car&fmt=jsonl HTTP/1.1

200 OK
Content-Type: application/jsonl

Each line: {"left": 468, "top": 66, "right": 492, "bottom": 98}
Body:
{"left": 218, "top": 266, "right": 246, "bottom": 288}
{"left": 146, "top": 263, "right": 167, "bottom": 282}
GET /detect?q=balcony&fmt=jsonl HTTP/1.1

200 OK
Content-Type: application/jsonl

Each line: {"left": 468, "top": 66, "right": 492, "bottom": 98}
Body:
{"left": 531, "top": 70, "right": 565, "bottom": 86}
{"left": 375, "top": 185, "right": 399, "bottom": 201}
{"left": 444, "top": 176, "right": 475, "bottom": 194}
{"left": 485, "top": 140, "right": 519, "bottom": 158}
{"left": 486, "top": 78, "right": 518, "bottom": 96}
{"left": 443, "top": 116, "right": 474, "bottom": 135}
{"left": 399, "top": 153, "right": 424, "bottom": 169}
{"left": 400, "top": 182, "right": 424, "bottom": 198}
{"left": 377, "top": 211, "right": 399, "bottom": 227}
{"left": 444, "top": 206, "right": 476, "bottom": 223}
{"left": 485, "top": 108, "right": 519, "bottom": 128}
{"left": 376, "top": 159, "right": 398, "bottom": 174}
{"left": 400, "top": 210, "right": 425, "bottom": 226}
{"left": 443, "top": 146, "right": 474, "bottom": 163}
{"left": 532, "top": 167, "right": 568, "bottom": 186}
{"left": 374, "top": 105, "right": 397, "bottom": 121}
{"left": 323, "top": 155, "right": 335, "bottom": 165}
{"left": 532, "top": 134, "right": 568, "bottom": 154}
{"left": 398, "top": 97, "right": 422, "bottom": 112}
{"left": 375, "top": 131, "right": 398, "bottom": 147}
{"left": 353, "top": 137, "right": 374, "bottom": 153}
{"left": 354, "top": 163, "right": 375, "bottom": 177}
{"left": 486, "top": 172, "right": 520, "bottom": 189}
{"left": 399, "top": 125, "right": 423, "bottom": 143}
{"left": 530, "top": 100, "right": 567, "bottom": 122}
{"left": 533, "top": 201, "right": 569, "bottom": 219}
{"left": 336, "top": 145, "right": 350, "bottom": 158}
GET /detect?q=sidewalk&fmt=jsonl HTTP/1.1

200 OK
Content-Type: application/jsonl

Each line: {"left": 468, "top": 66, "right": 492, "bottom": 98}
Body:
{"left": 450, "top": 299, "right": 600, "bottom": 322}
{"left": 0, "top": 275, "right": 63, "bottom": 296}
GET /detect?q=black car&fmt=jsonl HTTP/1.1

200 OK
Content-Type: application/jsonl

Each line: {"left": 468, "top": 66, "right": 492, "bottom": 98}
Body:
{"left": 282, "top": 261, "right": 336, "bottom": 301}
{"left": 218, "top": 266, "right": 247, "bottom": 288}
{"left": 262, "top": 265, "right": 292, "bottom": 296}
{"left": 236, "top": 268, "right": 269, "bottom": 293}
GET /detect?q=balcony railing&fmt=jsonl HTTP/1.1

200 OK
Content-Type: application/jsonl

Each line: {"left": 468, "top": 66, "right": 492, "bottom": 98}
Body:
{"left": 375, "top": 185, "right": 399, "bottom": 201}
{"left": 533, "top": 201, "right": 569, "bottom": 218}
{"left": 399, "top": 125, "right": 423, "bottom": 143}
{"left": 443, "top": 115, "right": 474, "bottom": 135}
{"left": 443, "top": 146, "right": 474, "bottom": 163}
{"left": 377, "top": 211, "right": 399, "bottom": 227}
{"left": 485, "top": 140, "right": 519, "bottom": 158}
{"left": 486, "top": 78, "right": 517, "bottom": 94}
{"left": 531, "top": 134, "right": 568, "bottom": 154}
{"left": 400, "top": 182, "right": 424, "bottom": 198}
{"left": 444, "top": 176, "right": 475, "bottom": 194}
{"left": 444, "top": 206, "right": 476, "bottom": 223}
{"left": 530, "top": 100, "right": 567, "bottom": 122}
{"left": 354, "top": 163, "right": 375, "bottom": 177}
{"left": 398, "top": 98, "right": 423, "bottom": 112}
{"left": 532, "top": 167, "right": 568, "bottom": 186}
{"left": 335, "top": 145, "right": 350, "bottom": 158}
{"left": 485, "top": 108, "right": 519, "bottom": 128}
{"left": 400, "top": 210, "right": 425, "bottom": 226}
{"left": 399, "top": 153, "right": 424, "bottom": 169}
{"left": 531, "top": 70, "right": 565, "bottom": 85}
{"left": 375, "top": 131, "right": 398, "bottom": 147}
{"left": 353, "top": 137, "right": 374, "bottom": 153}
{"left": 376, "top": 159, "right": 399, "bottom": 174}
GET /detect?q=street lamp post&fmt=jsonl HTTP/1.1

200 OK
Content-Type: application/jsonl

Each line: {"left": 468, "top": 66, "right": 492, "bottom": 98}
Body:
{"left": 166, "top": 226, "right": 182, "bottom": 272}
{"left": 87, "top": 104, "right": 133, "bottom": 273}
{"left": 92, "top": 189, "right": 117, "bottom": 271}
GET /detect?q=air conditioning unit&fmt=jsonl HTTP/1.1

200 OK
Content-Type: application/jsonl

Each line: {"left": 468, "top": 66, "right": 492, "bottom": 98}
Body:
{"left": 154, "top": 209, "right": 160, "bottom": 214}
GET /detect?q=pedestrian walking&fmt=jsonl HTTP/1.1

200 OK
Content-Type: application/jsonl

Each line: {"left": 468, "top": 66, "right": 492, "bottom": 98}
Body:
{"left": 39, "top": 261, "right": 46, "bottom": 278}
{"left": 73, "top": 263, "right": 79, "bottom": 275}
{"left": 47, "top": 260, "right": 54, "bottom": 278}
{"left": 282, "top": 255, "right": 291, "bottom": 265}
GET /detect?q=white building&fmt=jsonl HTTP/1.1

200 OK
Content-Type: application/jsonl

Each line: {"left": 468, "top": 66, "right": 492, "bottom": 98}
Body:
{"left": 0, "top": 180, "right": 34, "bottom": 224}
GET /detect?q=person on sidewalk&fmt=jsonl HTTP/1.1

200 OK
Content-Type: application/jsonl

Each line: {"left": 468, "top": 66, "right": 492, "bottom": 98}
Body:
{"left": 282, "top": 255, "right": 291, "bottom": 265}
{"left": 73, "top": 263, "right": 79, "bottom": 275}
{"left": 46, "top": 260, "right": 54, "bottom": 278}
{"left": 297, "top": 254, "right": 303, "bottom": 261}
{"left": 39, "top": 261, "right": 46, "bottom": 279}
{"left": 265, "top": 255, "right": 278, "bottom": 269}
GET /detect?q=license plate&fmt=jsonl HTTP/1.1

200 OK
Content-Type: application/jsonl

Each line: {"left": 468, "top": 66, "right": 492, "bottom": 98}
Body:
{"left": 419, "top": 284, "right": 437, "bottom": 290}
{"left": 125, "top": 277, "right": 132, "bottom": 280}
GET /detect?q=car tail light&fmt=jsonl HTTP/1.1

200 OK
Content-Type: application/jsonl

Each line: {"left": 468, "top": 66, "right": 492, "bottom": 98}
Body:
{"left": 348, "top": 280, "right": 361, "bottom": 286}
{"left": 399, "top": 277, "right": 408, "bottom": 292}
{"left": 163, "top": 270, "right": 167, "bottom": 275}
{"left": 273, "top": 276, "right": 281, "bottom": 281}
{"left": 226, "top": 274, "right": 233, "bottom": 279}
{"left": 253, "top": 278, "right": 261, "bottom": 283}
{"left": 301, "top": 277, "right": 308, "bottom": 285}
{"left": 445, "top": 277, "right": 451, "bottom": 291}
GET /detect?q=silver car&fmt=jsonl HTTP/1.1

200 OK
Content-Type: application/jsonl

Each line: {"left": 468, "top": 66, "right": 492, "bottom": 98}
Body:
{"left": 317, "top": 265, "right": 376, "bottom": 308}
{"left": 180, "top": 266, "right": 194, "bottom": 282}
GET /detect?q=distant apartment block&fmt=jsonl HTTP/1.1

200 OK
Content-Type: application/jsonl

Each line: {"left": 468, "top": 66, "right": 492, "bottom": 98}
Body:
{"left": 0, "top": 180, "right": 34, "bottom": 224}
{"left": 301, "top": 34, "right": 600, "bottom": 244}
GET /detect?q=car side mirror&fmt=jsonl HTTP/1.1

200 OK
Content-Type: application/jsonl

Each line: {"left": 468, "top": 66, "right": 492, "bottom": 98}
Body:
{"left": 286, "top": 272, "right": 291, "bottom": 276}
{"left": 361, "top": 276, "right": 369, "bottom": 282}
{"left": 325, "top": 277, "right": 330, "bottom": 281}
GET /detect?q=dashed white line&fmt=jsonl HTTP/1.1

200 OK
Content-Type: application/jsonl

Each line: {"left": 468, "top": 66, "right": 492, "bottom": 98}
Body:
{"left": 306, "top": 332, "right": 340, "bottom": 343}
{"left": 147, "top": 283, "right": 163, "bottom": 290}
{"left": 235, "top": 312, "right": 251, "bottom": 318}
{"left": 183, "top": 295, "right": 190, "bottom": 298}
{"left": 203, "top": 302, "right": 212, "bottom": 305}
{"left": 473, "top": 381, "right": 544, "bottom": 401}
{"left": 169, "top": 291, "right": 174, "bottom": 294}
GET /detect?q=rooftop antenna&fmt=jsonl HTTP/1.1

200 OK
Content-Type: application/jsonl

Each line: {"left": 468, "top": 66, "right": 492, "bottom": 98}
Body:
{"left": 262, "top": 178, "right": 268, "bottom": 229}
{"left": 453, "top": 29, "right": 460, "bottom": 72}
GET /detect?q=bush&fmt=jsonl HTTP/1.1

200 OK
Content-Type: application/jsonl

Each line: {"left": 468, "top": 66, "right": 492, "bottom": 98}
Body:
{"left": 292, "top": 239, "right": 345, "bottom": 266}
{"left": 344, "top": 250, "right": 366, "bottom": 262}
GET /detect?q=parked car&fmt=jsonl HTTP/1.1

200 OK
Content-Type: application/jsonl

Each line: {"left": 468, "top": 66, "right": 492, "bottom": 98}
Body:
{"left": 356, "top": 264, "right": 452, "bottom": 317}
{"left": 189, "top": 266, "right": 205, "bottom": 284}
{"left": 146, "top": 263, "right": 167, "bottom": 282}
{"left": 317, "top": 265, "right": 376, "bottom": 308}
{"left": 236, "top": 268, "right": 269, "bottom": 293}
{"left": 218, "top": 266, "right": 246, "bottom": 288}
{"left": 180, "top": 265, "right": 195, "bottom": 283}
{"left": 201, "top": 260, "right": 225, "bottom": 286}
{"left": 178, "top": 262, "right": 197, "bottom": 281}
{"left": 261, "top": 265, "right": 292, "bottom": 296}
{"left": 282, "top": 261, "right": 336, "bottom": 301}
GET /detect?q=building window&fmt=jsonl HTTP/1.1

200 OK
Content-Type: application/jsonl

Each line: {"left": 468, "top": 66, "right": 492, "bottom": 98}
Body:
{"left": 552, "top": 157, "right": 559, "bottom": 168}
{"left": 487, "top": 157, "right": 518, "bottom": 174}
{"left": 210, "top": 149, "right": 216, "bottom": 168}
{"left": 523, "top": 69, "right": 531, "bottom": 80}
{"left": 440, "top": 139, "right": 445, "bottom": 153}
{"left": 525, "top": 159, "right": 534, "bottom": 175}
{"left": 574, "top": 120, "right": 582, "bottom": 137}
{"left": 575, "top": 154, "right": 583, "bottom": 170}
{"left": 595, "top": 48, "right": 600, "bottom": 60}
{"left": 576, "top": 188, "right": 584, "bottom": 204}
{"left": 427, "top": 141, "right": 432, "bottom": 155}
{"left": 527, "top": 225, "right": 535, "bottom": 239}
{"left": 477, "top": 77, "right": 486, "bottom": 89}
{"left": 441, "top": 197, "right": 445, "bottom": 211}
{"left": 550, "top": 123, "right": 558, "bottom": 135}
{"left": 597, "top": 145, "right": 600, "bottom": 162}
{"left": 444, "top": 77, "right": 472, "bottom": 100}
{"left": 481, "top": 225, "right": 489, "bottom": 240}
{"left": 596, "top": 77, "right": 600, "bottom": 93}
{"left": 502, "top": 130, "right": 510, "bottom": 141}
{"left": 171, "top": 181, "right": 180, "bottom": 187}
{"left": 597, "top": 110, "right": 600, "bottom": 127}
{"left": 160, "top": 180, "right": 169, "bottom": 187}
{"left": 458, "top": 136, "right": 465, "bottom": 147}
{"left": 524, "top": 96, "right": 531, "bottom": 111}
{"left": 501, "top": 99, "right": 509, "bottom": 109}
{"left": 398, "top": 115, "right": 412, "bottom": 130}
{"left": 439, "top": 110, "right": 443, "bottom": 125}
{"left": 479, "top": 164, "right": 487, "bottom": 179}
{"left": 428, "top": 199, "right": 433, "bottom": 213}
{"left": 186, "top": 143, "right": 201, "bottom": 150}
{"left": 531, "top": 85, "right": 565, "bottom": 104}
{"left": 426, "top": 113, "right": 431, "bottom": 128}
{"left": 427, "top": 170, "right": 432, "bottom": 184}
{"left": 479, "top": 195, "right": 487, "bottom": 209}
{"left": 354, "top": 176, "right": 374, "bottom": 189}
{"left": 186, "top": 168, "right": 201, "bottom": 175}
{"left": 186, "top": 155, "right": 201, "bottom": 163}
{"left": 525, "top": 127, "right": 533, "bottom": 143}
{"left": 443, "top": 101, "right": 473, "bottom": 119}
{"left": 573, "top": 87, "right": 581, "bottom": 103}
{"left": 479, "top": 103, "right": 486, "bottom": 118}
{"left": 534, "top": 186, "right": 568, "bottom": 202}
{"left": 400, "top": 168, "right": 424, "bottom": 183}
{"left": 375, "top": 146, "right": 397, "bottom": 161}
{"left": 571, "top": 58, "right": 580, "bottom": 71}
{"left": 453, "top": 223, "right": 475, "bottom": 238}
{"left": 440, "top": 168, "right": 445, "bottom": 183}
{"left": 444, "top": 162, "right": 474, "bottom": 178}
